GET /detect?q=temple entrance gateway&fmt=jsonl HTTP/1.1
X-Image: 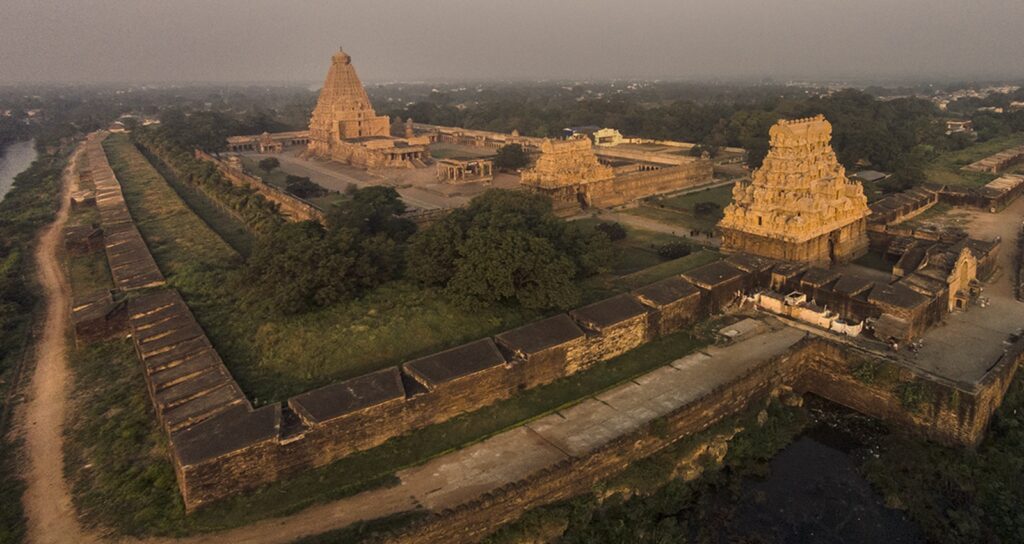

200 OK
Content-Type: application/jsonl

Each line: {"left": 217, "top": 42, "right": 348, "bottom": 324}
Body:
{"left": 718, "top": 115, "right": 870, "bottom": 267}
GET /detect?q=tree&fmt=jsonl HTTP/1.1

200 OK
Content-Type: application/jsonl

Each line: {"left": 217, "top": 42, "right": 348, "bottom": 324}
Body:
{"left": 327, "top": 185, "right": 414, "bottom": 241}
{"left": 258, "top": 157, "right": 280, "bottom": 173}
{"left": 406, "top": 189, "right": 611, "bottom": 310}
{"left": 595, "top": 222, "right": 627, "bottom": 242}
{"left": 238, "top": 221, "right": 363, "bottom": 314}
{"left": 284, "top": 175, "right": 328, "bottom": 199}
{"left": 494, "top": 143, "right": 530, "bottom": 170}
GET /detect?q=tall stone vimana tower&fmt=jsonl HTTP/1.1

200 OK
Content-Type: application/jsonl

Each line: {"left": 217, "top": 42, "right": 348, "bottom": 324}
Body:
{"left": 718, "top": 115, "right": 870, "bottom": 267}
{"left": 307, "top": 47, "right": 391, "bottom": 158}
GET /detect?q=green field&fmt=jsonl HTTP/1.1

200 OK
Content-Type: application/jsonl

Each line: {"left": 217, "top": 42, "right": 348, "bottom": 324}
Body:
{"left": 238, "top": 155, "right": 348, "bottom": 211}
{"left": 140, "top": 146, "right": 255, "bottom": 256}
{"left": 428, "top": 142, "right": 496, "bottom": 160}
{"left": 626, "top": 184, "right": 734, "bottom": 232}
{"left": 924, "top": 133, "right": 1024, "bottom": 187}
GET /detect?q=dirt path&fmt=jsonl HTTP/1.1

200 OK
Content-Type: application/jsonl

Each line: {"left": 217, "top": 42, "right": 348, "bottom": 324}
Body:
{"left": 18, "top": 144, "right": 98, "bottom": 544}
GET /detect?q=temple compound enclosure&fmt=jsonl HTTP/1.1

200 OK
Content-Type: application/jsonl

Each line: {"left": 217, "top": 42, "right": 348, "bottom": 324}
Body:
{"left": 65, "top": 129, "right": 1024, "bottom": 538}
{"left": 306, "top": 48, "right": 430, "bottom": 168}
{"left": 719, "top": 116, "right": 870, "bottom": 265}
{"left": 521, "top": 135, "right": 714, "bottom": 214}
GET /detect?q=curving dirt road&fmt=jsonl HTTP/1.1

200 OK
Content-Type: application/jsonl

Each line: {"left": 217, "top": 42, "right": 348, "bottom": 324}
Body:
{"left": 18, "top": 145, "right": 98, "bottom": 544}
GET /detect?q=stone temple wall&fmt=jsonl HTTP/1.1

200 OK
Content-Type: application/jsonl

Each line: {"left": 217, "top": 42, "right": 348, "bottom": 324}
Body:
{"left": 588, "top": 161, "right": 715, "bottom": 208}
{"left": 721, "top": 218, "right": 868, "bottom": 267}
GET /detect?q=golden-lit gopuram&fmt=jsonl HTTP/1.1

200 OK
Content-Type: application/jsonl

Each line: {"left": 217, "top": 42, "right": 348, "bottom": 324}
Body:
{"left": 307, "top": 48, "right": 428, "bottom": 168}
{"left": 719, "top": 115, "right": 870, "bottom": 266}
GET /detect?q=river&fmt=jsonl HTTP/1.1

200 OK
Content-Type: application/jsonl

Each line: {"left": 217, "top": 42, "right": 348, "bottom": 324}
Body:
{"left": 0, "top": 139, "right": 38, "bottom": 203}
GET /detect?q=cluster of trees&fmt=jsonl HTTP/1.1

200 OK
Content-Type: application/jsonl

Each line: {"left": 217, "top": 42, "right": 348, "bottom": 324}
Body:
{"left": 237, "top": 186, "right": 413, "bottom": 314}
{"left": 407, "top": 191, "right": 612, "bottom": 310}
{"left": 240, "top": 188, "right": 613, "bottom": 315}
{"left": 494, "top": 143, "right": 530, "bottom": 170}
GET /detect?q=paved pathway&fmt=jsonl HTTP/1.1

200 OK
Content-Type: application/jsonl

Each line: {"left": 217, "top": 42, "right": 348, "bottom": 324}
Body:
{"left": 915, "top": 198, "right": 1024, "bottom": 382}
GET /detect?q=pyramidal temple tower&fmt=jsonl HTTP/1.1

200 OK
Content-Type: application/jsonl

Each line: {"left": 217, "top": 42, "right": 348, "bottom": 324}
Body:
{"left": 718, "top": 115, "right": 870, "bottom": 266}
{"left": 307, "top": 47, "right": 391, "bottom": 157}
{"left": 307, "top": 48, "right": 427, "bottom": 168}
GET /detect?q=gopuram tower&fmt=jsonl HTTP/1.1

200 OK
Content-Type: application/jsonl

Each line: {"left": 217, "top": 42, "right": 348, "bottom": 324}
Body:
{"left": 718, "top": 115, "right": 869, "bottom": 266}
{"left": 307, "top": 47, "right": 391, "bottom": 158}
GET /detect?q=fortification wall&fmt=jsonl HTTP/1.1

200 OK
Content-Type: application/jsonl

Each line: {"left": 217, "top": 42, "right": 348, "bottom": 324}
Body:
{"left": 587, "top": 161, "right": 714, "bottom": 208}
{"left": 382, "top": 342, "right": 806, "bottom": 544}
{"left": 194, "top": 150, "right": 327, "bottom": 223}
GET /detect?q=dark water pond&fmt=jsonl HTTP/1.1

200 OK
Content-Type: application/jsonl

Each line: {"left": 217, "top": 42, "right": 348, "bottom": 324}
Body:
{"left": 729, "top": 401, "right": 923, "bottom": 543}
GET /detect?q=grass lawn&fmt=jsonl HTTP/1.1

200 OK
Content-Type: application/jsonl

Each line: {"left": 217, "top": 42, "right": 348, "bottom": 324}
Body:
{"left": 239, "top": 155, "right": 346, "bottom": 213}
{"left": 428, "top": 142, "right": 496, "bottom": 160}
{"left": 140, "top": 146, "right": 256, "bottom": 257}
{"left": 925, "top": 133, "right": 1024, "bottom": 187}
{"left": 634, "top": 184, "right": 734, "bottom": 232}
{"left": 575, "top": 218, "right": 711, "bottom": 277}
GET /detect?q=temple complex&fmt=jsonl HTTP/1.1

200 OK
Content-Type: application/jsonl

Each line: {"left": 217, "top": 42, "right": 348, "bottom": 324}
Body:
{"left": 307, "top": 48, "right": 429, "bottom": 168}
{"left": 719, "top": 115, "right": 870, "bottom": 266}
{"left": 521, "top": 135, "right": 714, "bottom": 214}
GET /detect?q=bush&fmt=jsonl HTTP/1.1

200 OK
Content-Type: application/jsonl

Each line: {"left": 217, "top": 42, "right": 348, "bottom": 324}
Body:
{"left": 595, "top": 221, "right": 627, "bottom": 241}
{"left": 258, "top": 157, "right": 280, "bottom": 173}
{"left": 656, "top": 242, "right": 692, "bottom": 260}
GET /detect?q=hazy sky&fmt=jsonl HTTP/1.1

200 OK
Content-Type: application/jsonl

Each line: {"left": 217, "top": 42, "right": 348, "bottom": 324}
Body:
{"left": 2, "top": 0, "right": 1023, "bottom": 84}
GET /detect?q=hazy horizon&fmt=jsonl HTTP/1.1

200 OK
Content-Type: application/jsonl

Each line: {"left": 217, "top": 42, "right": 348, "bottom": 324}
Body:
{"left": 2, "top": 0, "right": 1024, "bottom": 85}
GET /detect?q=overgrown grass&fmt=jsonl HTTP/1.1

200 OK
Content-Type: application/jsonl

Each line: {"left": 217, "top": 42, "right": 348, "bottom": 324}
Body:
{"left": 925, "top": 133, "right": 1024, "bottom": 187}
{"left": 862, "top": 369, "right": 1024, "bottom": 543}
{"left": 63, "top": 339, "right": 183, "bottom": 535}
{"left": 138, "top": 144, "right": 255, "bottom": 257}
{"left": 0, "top": 152, "right": 66, "bottom": 544}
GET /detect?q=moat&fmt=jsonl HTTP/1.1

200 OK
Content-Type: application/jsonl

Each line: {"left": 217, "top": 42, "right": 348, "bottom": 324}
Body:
{"left": 727, "top": 402, "right": 923, "bottom": 543}
{"left": 0, "top": 139, "right": 36, "bottom": 201}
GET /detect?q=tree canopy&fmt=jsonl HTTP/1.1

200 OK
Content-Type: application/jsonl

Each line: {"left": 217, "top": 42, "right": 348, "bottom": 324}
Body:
{"left": 494, "top": 143, "right": 530, "bottom": 170}
{"left": 237, "top": 186, "right": 412, "bottom": 315}
{"left": 407, "top": 190, "right": 612, "bottom": 310}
